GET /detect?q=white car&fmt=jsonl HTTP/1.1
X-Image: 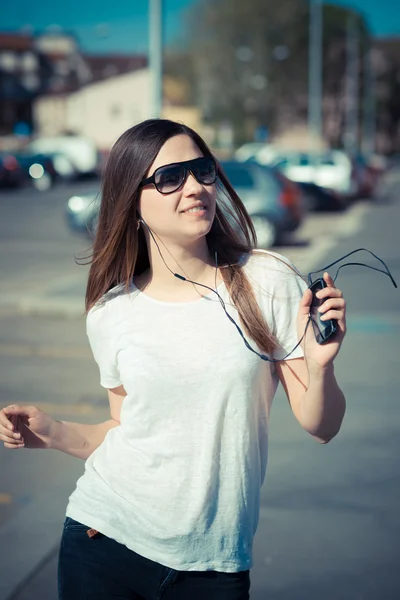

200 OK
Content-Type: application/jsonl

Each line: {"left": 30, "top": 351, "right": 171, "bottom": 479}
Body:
{"left": 256, "top": 149, "right": 358, "bottom": 197}
{"left": 27, "top": 135, "right": 99, "bottom": 176}
{"left": 234, "top": 143, "right": 269, "bottom": 162}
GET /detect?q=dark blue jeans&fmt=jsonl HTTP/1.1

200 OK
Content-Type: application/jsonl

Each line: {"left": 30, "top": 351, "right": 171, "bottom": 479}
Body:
{"left": 58, "top": 517, "right": 251, "bottom": 600}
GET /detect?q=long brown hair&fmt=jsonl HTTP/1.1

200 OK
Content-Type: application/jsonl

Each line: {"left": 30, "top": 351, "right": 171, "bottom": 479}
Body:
{"left": 86, "top": 119, "right": 279, "bottom": 354}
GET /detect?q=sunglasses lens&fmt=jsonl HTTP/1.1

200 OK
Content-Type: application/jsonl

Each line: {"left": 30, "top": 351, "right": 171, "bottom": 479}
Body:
{"left": 194, "top": 157, "right": 217, "bottom": 184}
{"left": 155, "top": 165, "right": 184, "bottom": 193}
{"left": 154, "top": 157, "right": 217, "bottom": 193}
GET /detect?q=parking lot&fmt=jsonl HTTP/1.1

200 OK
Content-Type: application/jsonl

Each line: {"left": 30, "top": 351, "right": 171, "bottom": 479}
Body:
{"left": 0, "top": 167, "right": 399, "bottom": 599}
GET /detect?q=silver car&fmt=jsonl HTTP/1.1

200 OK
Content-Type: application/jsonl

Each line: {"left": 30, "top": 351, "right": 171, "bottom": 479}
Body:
{"left": 219, "top": 161, "right": 302, "bottom": 247}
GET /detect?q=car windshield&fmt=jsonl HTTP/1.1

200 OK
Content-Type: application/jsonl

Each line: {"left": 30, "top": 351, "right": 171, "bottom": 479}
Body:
{"left": 222, "top": 165, "right": 255, "bottom": 188}
{"left": 319, "top": 154, "right": 336, "bottom": 166}
{"left": 273, "top": 156, "right": 290, "bottom": 169}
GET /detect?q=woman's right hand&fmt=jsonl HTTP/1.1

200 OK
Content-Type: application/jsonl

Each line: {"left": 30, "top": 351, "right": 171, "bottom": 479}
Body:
{"left": 0, "top": 404, "right": 59, "bottom": 450}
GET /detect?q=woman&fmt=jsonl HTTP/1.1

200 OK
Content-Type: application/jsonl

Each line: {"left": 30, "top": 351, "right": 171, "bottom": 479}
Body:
{"left": 0, "top": 119, "right": 346, "bottom": 600}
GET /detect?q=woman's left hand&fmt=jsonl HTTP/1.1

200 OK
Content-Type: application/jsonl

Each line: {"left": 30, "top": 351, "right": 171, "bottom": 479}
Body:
{"left": 297, "top": 272, "right": 347, "bottom": 370}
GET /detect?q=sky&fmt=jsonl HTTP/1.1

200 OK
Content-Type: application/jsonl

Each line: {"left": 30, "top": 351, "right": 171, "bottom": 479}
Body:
{"left": 2, "top": 0, "right": 400, "bottom": 55}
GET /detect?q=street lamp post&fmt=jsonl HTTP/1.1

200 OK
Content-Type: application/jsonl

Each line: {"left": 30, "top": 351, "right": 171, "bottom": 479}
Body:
{"left": 149, "top": 0, "right": 163, "bottom": 118}
{"left": 362, "top": 44, "right": 376, "bottom": 156}
{"left": 308, "top": 0, "right": 323, "bottom": 154}
{"left": 344, "top": 12, "right": 360, "bottom": 157}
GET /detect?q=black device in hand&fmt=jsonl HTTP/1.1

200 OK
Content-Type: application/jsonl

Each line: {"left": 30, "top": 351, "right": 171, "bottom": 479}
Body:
{"left": 308, "top": 278, "right": 337, "bottom": 344}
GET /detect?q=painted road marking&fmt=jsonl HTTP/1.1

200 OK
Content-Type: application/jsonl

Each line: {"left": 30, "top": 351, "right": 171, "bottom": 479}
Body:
{"left": 0, "top": 494, "right": 13, "bottom": 505}
{"left": 0, "top": 494, "right": 30, "bottom": 506}
{"left": 0, "top": 343, "right": 91, "bottom": 359}
{"left": 336, "top": 201, "right": 370, "bottom": 236}
{"left": 347, "top": 314, "right": 400, "bottom": 333}
{"left": 283, "top": 200, "right": 372, "bottom": 274}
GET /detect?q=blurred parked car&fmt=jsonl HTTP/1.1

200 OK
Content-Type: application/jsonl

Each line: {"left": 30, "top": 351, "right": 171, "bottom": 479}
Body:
{"left": 0, "top": 153, "right": 25, "bottom": 187}
{"left": 15, "top": 150, "right": 77, "bottom": 191}
{"left": 27, "top": 135, "right": 100, "bottom": 177}
{"left": 234, "top": 143, "right": 269, "bottom": 162}
{"left": 66, "top": 190, "right": 100, "bottom": 236}
{"left": 255, "top": 148, "right": 382, "bottom": 201}
{"left": 351, "top": 153, "right": 384, "bottom": 199}
{"left": 296, "top": 181, "right": 346, "bottom": 212}
{"left": 219, "top": 160, "right": 304, "bottom": 247}
{"left": 266, "top": 150, "right": 357, "bottom": 197}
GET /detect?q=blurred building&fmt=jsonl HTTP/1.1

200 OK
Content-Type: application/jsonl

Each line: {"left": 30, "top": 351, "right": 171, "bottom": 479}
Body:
{"left": 0, "top": 31, "right": 149, "bottom": 139}
{"left": 83, "top": 54, "right": 147, "bottom": 83}
{"left": 34, "top": 32, "right": 92, "bottom": 93}
{"left": 34, "top": 69, "right": 202, "bottom": 150}
{"left": 0, "top": 33, "right": 48, "bottom": 135}
{"left": 0, "top": 30, "right": 202, "bottom": 150}
{"left": 35, "top": 69, "right": 151, "bottom": 148}
{"left": 0, "top": 32, "right": 95, "bottom": 136}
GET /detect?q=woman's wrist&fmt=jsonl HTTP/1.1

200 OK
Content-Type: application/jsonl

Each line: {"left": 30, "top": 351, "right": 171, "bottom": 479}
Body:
{"left": 47, "top": 419, "right": 65, "bottom": 450}
{"left": 306, "top": 358, "right": 335, "bottom": 380}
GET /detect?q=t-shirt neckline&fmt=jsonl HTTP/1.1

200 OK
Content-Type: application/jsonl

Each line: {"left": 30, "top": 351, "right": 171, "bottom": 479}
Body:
{"left": 131, "top": 280, "right": 226, "bottom": 306}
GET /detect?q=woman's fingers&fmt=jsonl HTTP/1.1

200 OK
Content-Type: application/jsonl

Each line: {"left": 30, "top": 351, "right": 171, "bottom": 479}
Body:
{"left": 3, "top": 441, "right": 25, "bottom": 449}
{"left": 320, "top": 309, "right": 344, "bottom": 321}
{"left": 316, "top": 286, "right": 343, "bottom": 299}
{"left": 0, "top": 424, "right": 25, "bottom": 445}
{"left": 0, "top": 432, "right": 25, "bottom": 446}
{"left": 323, "top": 272, "right": 336, "bottom": 287}
{"left": 299, "top": 288, "right": 313, "bottom": 316}
{"left": 318, "top": 298, "right": 346, "bottom": 313}
{"left": 0, "top": 407, "right": 25, "bottom": 448}
{"left": 0, "top": 409, "right": 14, "bottom": 430}
{"left": 3, "top": 404, "right": 34, "bottom": 418}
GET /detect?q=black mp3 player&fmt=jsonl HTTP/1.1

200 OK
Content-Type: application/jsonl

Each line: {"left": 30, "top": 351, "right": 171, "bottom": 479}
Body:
{"left": 308, "top": 278, "right": 337, "bottom": 344}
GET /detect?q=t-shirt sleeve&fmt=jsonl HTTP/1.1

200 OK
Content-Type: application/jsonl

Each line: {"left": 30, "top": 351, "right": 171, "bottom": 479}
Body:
{"left": 86, "top": 303, "right": 122, "bottom": 389}
{"left": 269, "top": 255, "right": 308, "bottom": 361}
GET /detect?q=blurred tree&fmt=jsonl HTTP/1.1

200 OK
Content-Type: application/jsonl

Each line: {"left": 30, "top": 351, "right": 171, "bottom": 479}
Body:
{"left": 164, "top": 49, "right": 197, "bottom": 105}
{"left": 165, "top": 0, "right": 385, "bottom": 151}
{"left": 373, "top": 39, "right": 400, "bottom": 154}
{"left": 184, "top": 0, "right": 310, "bottom": 145}
{"left": 322, "top": 5, "right": 371, "bottom": 150}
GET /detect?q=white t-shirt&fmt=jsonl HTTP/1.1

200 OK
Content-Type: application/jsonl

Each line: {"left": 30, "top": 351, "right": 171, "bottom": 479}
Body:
{"left": 65, "top": 250, "right": 308, "bottom": 572}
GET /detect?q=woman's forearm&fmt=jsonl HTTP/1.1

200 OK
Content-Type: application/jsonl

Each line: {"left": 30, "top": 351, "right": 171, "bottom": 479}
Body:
{"left": 300, "top": 363, "right": 346, "bottom": 443}
{"left": 49, "top": 419, "right": 119, "bottom": 459}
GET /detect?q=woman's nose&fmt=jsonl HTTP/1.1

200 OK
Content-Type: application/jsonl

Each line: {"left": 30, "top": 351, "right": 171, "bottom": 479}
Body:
{"left": 182, "top": 171, "right": 203, "bottom": 195}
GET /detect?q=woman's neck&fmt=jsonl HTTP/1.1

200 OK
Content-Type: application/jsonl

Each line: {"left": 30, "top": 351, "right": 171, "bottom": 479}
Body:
{"left": 136, "top": 238, "right": 221, "bottom": 296}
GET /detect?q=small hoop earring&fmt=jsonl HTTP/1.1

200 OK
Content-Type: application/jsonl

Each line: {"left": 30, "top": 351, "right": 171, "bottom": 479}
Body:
{"left": 137, "top": 220, "right": 141, "bottom": 231}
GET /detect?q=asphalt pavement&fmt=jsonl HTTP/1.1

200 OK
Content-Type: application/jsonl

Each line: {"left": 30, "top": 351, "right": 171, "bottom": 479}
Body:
{"left": 0, "top": 172, "right": 399, "bottom": 599}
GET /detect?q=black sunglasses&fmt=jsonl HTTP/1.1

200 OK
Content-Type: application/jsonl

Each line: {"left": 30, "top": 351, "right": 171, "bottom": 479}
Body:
{"left": 139, "top": 156, "right": 217, "bottom": 195}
